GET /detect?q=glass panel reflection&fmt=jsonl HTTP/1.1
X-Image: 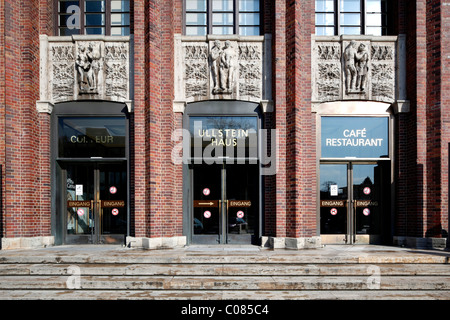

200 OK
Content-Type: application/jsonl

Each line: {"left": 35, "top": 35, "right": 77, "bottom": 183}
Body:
{"left": 59, "top": 117, "right": 126, "bottom": 158}
{"left": 321, "top": 117, "right": 389, "bottom": 159}
{"left": 189, "top": 116, "right": 258, "bottom": 160}
{"left": 320, "top": 164, "right": 348, "bottom": 234}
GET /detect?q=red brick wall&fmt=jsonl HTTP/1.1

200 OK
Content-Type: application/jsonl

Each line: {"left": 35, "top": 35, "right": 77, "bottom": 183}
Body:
{"left": 270, "top": 0, "right": 316, "bottom": 239}
{"left": 396, "top": 0, "right": 448, "bottom": 239}
{"left": 0, "top": 0, "right": 447, "bottom": 244}
{"left": 132, "top": 0, "right": 183, "bottom": 238}
{"left": 1, "top": 0, "right": 52, "bottom": 239}
{"left": 132, "top": 0, "right": 150, "bottom": 237}
{"left": 440, "top": 0, "right": 450, "bottom": 240}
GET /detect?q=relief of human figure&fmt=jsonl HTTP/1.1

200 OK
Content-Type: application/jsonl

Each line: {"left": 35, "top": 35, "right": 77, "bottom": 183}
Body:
{"left": 343, "top": 40, "right": 370, "bottom": 93}
{"left": 76, "top": 42, "right": 101, "bottom": 93}
{"left": 355, "top": 43, "right": 369, "bottom": 91}
{"left": 209, "top": 40, "right": 222, "bottom": 93}
{"left": 219, "top": 40, "right": 234, "bottom": 93}
{"left": 209, "top": 40, "right": 235, "bottom": 94}
{"left": 344, "top": 40, "right": 358, "bottom": 92}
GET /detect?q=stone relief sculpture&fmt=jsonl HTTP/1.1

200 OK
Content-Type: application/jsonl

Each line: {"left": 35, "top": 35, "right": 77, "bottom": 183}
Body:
{"left": 371, "top": 44, "right": 395, "bottom": 102}
{"left": 42, "top": 36, "right": 130, "bottom": 104}
{"left": 76, "top": 42, "right": 101, "bottom": 94}
{"left": 355, "top": 43, "right": 369, "bottom": 91}
{"left": 313, "top": 38, "right": 397, "bottom": 103}
{"left": 314, "top": 44, "right": 341, "bottom": 102}
{"left": 176, "top": 36, "right": 267, "bottom": 105}
{"left": 50, "top": 44, "right": 75, "bottom": 102}
{"left": 184, "top": 43, "right": 209, "bottom": 99}
{"left": 344, "top": 40, "right": 370, "bottom": 93}
{"left": 105, "top": 43, "right": 129, "bottom": 100}
{"left": 209, "top": 40, "right": 235, "bottom": 94}
{"left": 238, "top": 43, "right": 262, "bottom": 99}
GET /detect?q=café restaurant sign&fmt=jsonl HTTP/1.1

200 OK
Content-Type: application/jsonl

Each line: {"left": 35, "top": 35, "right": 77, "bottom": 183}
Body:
{"left": 321, "top": 117, "right": 389, "bottom": 159}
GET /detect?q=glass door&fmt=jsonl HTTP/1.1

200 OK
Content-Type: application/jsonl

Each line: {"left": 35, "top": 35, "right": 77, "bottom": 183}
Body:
{"left": 353, "top": 163, "right": 389, "bottom": 244}
{"left": 320, "top": 162, "right": 388, "bottom": 244}
{"left": 192, "top": 163, "right": 259, "bottom": 244}
{"left": 64, "top": 162, "right": 127, "bottom": 244}
{"left": 320, "top": 164, "right": 349, "bottom": 243}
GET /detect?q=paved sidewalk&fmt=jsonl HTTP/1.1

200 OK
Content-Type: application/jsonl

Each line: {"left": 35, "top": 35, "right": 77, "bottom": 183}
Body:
{"left": 0, "top": 243, "right": 449, "bottom": 263}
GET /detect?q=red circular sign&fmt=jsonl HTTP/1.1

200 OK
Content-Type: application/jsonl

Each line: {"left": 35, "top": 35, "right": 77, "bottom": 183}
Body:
{"left": 363, "top": 208, "right": 370, "bottom": 216}
{"left": 203, "top": 188, "right": 210, "bottom": 196}
{"left": 112, "top": 208, "right": 119, "bottom": 216}
{"left": 204, "top": 210, "right": 211, "bottom": 218}
{"left": 363, "top": 187, "right": 371, "bottom": 195}
{"left": 77, "top": 208, "right": 85, "bottom": 217}
{"left": 330, "top": 208, "right": 338, "bottom": 216}
{"left": 237, "top": 210, "right": 244, "bottom": 218}
{"left": 110, "top": 186, "right": 117, "bottom": 194}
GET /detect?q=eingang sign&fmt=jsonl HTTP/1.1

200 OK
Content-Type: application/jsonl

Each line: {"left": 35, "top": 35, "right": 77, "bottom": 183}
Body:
{"left": 321, "top": 116, "right": 389, "bottom": 159}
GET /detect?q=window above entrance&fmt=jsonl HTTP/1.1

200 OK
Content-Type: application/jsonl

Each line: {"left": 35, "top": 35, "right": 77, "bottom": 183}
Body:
{"left": 315, "top": 0, "right": 391, "bottom": 36}
{"left": 184, "top": 0, "right": 261, "bottom": 36}
{"left": 57, "top": 0, "right": 131, "bottom": 36}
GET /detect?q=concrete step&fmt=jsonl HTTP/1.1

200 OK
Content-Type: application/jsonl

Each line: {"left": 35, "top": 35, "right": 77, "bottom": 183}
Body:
{"left": 0, "top": 289, "right": 449, "bottom": 300}
{"left": 0, "top": 275, "right": 449, "bottom": 290}
{"left": 0, "top": 263, "right": 449, "bottom": 276}
{"left": 0, "top": 245, "right": 448, "bottom": 300}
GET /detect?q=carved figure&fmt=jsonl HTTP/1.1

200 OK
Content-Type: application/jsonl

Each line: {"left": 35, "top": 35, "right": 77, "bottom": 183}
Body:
{"left": 209, "top": 40, "right": 235, "bottom": 94}
{"left": 76, "top": 42, "right": 101, "bottom": 93}
{"left": 219, "top": 40, "right": 234, "bottom": 93}
{"left": 209, "top": 40, "right": 222, "bottom": 93}
{"left": 344, "top": 41, "right": 370, "bottom": 93}
{"left": 344, "top": 40, "right": 358, "bottom": 91}
{"left": 355, "top": 43, "right": 369, "bottom": 91}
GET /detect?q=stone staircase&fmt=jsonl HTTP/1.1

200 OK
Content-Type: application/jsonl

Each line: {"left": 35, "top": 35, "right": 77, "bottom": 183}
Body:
{"left": 0, "top": 245, "right": 449, "bottom": 300}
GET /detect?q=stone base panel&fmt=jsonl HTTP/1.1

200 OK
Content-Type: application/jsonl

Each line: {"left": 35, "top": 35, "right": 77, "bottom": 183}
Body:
{"left": 126, "top": 236, "right": 187, "bottom": 250}
{"left": 393, "top": 236, "right": 448, "bottom": 250}
{"left": 1, "top": 236, "right": 55, "bottom": 250}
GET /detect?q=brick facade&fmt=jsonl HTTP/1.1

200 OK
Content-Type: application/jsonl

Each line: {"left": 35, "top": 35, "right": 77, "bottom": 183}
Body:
{"left": 0, "top": 0, "right": 448, "bottom": 249}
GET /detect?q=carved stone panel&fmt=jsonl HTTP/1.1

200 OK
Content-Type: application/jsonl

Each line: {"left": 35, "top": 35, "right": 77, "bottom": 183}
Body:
{"left": 342, "top": 40, "right": 370, "bottom": 100}
{"left": 313, "top": 36, "right": 400, "bottom": 104}
{"left": 183, "top": 42, "right": 209, "bottom": 100}
{"left": 50, "top": 43, "right": 75, "bottom": 102}
{"left": 75, "top": 41, "right": 103, "bottom": 97}
{"left": 209, "top": 39, "right": 238, "bottom": 98}
{"left": 104, "top": 42, "right": 129, "bottom": 101}
{"left": 175, "top": 35, "right": 270, "bottom": 109}
{"left": 313, "top": 43, "right": 341, "bottom": 102}
{"left": 238, "top": 42, "right": 263, "bottom": 100}
{"left": 41, "top": 36, "right": 131, "bottom": 105}
{"left": 370, "top": 43, "right": 395, "bottom": 102}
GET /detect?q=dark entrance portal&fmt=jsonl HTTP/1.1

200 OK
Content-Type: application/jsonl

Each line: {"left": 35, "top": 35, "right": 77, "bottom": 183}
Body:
{"left": 192, "top": 163, "right": 259, "bottom": 245}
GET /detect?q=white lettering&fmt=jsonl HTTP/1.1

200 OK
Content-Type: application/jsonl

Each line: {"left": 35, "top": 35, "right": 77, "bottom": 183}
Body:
{"left": 181, "top": 304, "right": 215, "bottom": 318}
{"left": 66, "top": 5, "right": 81, "bottom": 30}
{"left": 326, "top": 138, "right": 384, "bottom": 147}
